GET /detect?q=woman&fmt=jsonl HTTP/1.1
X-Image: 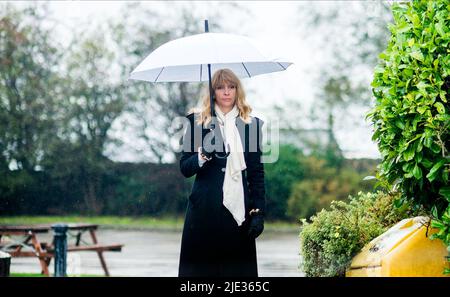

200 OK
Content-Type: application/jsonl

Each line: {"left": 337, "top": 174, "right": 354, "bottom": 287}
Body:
{"left": 178, "top": 68, "right": 266, "bottom": 277}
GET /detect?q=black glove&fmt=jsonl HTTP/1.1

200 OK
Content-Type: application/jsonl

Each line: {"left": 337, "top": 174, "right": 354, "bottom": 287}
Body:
{"left": 201, "top": 146, "right": 214, "bottom": 161}
{"left": 248, "top": 213, "right": 264, "bottom": 239}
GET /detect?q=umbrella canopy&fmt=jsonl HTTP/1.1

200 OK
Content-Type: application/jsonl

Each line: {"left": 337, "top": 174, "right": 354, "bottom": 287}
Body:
{"left": 129, "top": 32, "right": 292, "bottom": 82}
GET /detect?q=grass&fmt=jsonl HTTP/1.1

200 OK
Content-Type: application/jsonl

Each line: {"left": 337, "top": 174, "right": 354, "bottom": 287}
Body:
{"left": 0, "top": 216, "right": 301, "bottom": 232}
{"left": 0, "top": 215, "right": 184, "bottom": 231}
{"left": 10, "top": 273, "right": 103, "bottom": 277}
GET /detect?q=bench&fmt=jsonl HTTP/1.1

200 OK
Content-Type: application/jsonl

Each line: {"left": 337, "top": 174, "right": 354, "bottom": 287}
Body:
{"left": 0, "top": 223, "right": 124, "bottom": 276}
{"left": 49, "top": 243, "right": 123, "bottom": 253}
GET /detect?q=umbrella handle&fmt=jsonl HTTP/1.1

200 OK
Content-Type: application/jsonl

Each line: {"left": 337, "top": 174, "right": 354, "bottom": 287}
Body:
{"left": 214, "top": 144, "right": 231, "bottom": 159}
{"left": 201, "top": 145, "right": 230, "bottom": 160}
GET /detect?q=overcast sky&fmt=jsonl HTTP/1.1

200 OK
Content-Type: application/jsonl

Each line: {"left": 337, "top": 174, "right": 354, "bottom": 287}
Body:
{"left": 15, "top": 1, "right": 385, "bottom": 160}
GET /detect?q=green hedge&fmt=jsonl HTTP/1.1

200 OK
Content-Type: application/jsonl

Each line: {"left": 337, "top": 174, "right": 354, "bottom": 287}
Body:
{"left": 367, "top": 0, "right": 449, "bottom": 273}
{"left": 287, "top": 156, "right": 376, "bottom": 220}
{"left": 299, "top": 191, "right": 423, "bottom": 277}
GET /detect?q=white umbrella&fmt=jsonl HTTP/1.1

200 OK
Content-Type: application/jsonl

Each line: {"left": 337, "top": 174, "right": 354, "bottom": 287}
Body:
{"left": 129, "top": 33, "right": 292, "bottom": 82}
{"left": 129, "top": 20, "right": 292, "bottom": 159}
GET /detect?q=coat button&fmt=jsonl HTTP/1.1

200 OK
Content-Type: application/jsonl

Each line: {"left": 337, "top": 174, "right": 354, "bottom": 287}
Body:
{"left": 221, "top": 167, "right": 226, "bottom": 172}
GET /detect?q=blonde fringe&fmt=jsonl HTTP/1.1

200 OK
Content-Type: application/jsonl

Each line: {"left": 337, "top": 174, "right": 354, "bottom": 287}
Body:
{"left": 187, "top": 69, "right": 252, "bottom": 128}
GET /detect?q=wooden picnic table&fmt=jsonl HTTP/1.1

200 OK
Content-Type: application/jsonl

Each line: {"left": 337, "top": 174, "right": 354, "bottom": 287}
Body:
{"left": 0, "top": 223, "right": 123, "bottom": 276}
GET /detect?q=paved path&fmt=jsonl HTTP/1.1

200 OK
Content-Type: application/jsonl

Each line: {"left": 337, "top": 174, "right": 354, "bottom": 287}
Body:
{"left": 9, "top": 229, "right": 304, "bottom": 277}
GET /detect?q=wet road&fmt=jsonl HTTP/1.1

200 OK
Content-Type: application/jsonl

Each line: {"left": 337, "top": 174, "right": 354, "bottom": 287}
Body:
{"left": 9, "top": 229, "right": 305, "bottom": 277}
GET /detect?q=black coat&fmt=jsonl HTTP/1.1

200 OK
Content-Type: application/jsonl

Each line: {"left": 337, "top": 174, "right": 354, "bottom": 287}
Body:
{"left": 178, "top": 112, "right": 266, "bottom": 277}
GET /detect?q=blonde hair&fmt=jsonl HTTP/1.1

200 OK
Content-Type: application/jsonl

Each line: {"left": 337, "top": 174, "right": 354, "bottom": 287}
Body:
{"left": 188, "top": 69, "right": 252, "bottom": 127}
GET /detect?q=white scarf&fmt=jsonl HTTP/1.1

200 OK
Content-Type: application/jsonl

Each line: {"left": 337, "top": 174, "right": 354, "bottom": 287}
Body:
{"left": 214, "top": 103, "right": 247, "bottom": 226}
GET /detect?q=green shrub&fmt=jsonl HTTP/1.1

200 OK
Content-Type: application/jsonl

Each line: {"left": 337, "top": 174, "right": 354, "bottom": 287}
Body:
{"left": 287, "top": 156, "right": 376, "bottom": 220}
{"left": 264, "top": 144, "right": 306, "bottom": 220}
{"left": 367, "top": 0, "right": 450, "bottom": 272}
{"left": 299, "top": 191, "right": 423, "bottom": 277}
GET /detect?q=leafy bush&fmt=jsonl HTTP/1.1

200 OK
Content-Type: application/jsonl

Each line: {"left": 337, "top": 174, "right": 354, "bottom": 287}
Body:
{"left": 367, "top": 0, "right": 449, "bottom": 272}
{"left": 264, "top": 144, "right": 307, "bottom": 219}
{"left": 287, "top": 156, "right": 376, "bottom": 220}
{"left": 299, "top": 191, "right": 423, "bottom": 277}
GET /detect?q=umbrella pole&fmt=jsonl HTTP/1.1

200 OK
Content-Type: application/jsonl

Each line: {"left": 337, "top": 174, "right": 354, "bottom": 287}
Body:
{"left": 201, "top": 19, "right": 215, "bottom": 158}
{"left": 203, "top": 20, "right": 229, "bottom": 159}
{"left": 207, "top": 63, "right": 214, "bottom": 124}
{"left": 205, "top": 20, "right": 215, "bottom": 123}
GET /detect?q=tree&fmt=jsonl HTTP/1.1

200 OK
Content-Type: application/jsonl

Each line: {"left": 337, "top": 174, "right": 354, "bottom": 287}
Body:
{"left": 0, "top": 3, "right": 70, "bottom": 214}
{"left": 0, "top": 3, "right": 63, "bottom": 172}
{"left": 295, "top": 1, "right": 393, "bottom": 158}
{"left": 43, "top": 26, "right": 128, "bottom": 214}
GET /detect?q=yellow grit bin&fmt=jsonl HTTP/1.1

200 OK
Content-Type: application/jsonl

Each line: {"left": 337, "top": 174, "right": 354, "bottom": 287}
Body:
{"left": 346, "top": 216, "right": 449, "bottom": 277}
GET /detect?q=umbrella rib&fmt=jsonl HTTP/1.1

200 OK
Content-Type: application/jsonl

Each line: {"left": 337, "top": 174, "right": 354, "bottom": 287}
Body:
{"left": 242, "top": 63, "right": 251, "bottom": 77}
{"left": 154, "top": 67, "right": 165, "bottom": 83}
{"left": 276, "top": 62, "right": 287, "bottom": 71}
